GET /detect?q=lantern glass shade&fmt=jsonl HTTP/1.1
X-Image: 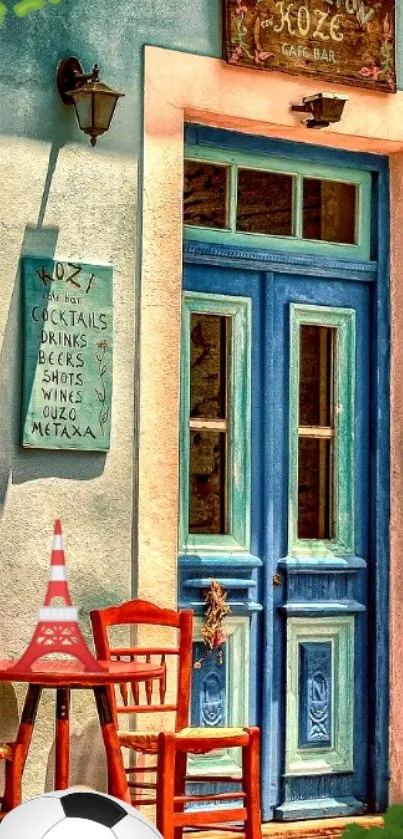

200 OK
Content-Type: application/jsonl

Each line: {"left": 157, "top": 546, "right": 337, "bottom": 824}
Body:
{"left": 94, "top": 90, "right": 119, "bottom": 131}
{"left": 69, "top": 80, "right": 123, "bottom": 146}
{"left": 72, "top": 91, "right": 92, "bottom": 131}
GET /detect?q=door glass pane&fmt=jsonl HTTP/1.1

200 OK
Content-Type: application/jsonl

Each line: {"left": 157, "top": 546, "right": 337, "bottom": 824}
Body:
{"left": 298, "top": 438, "right": 333, "bottom": 540}
{"left": 189, "top": 430, "right": 226, "bottom": 534}
{"left": 184, "top": 160, "right": 229, "bottom": 229}
{"left": 299, "top": 325, "right": 334, "bottom": 427}
{"left": 188, "top": 310, "right": 231, "bottom": 536}
{"left": 237, "top": 169, "right": 293, "bottom": 236}
{"left": 303, "top": 179, "right": 357, "bottom": 244}
{"left": 297, "top": 320, "right": 336, "bottom": 542}
{"left": 190, "top": 314, "right": 229, "bottom": 419}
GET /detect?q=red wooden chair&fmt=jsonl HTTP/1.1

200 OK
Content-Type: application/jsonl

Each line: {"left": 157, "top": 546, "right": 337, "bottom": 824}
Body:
{"left": 0, "top": 742, "right": 23, "bottom": 818}
{"left": 90, "top": 600, "right": 261, "bottom": 839}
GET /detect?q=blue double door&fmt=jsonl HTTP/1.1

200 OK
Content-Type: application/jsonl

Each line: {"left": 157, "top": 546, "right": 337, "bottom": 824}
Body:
{"left": 183, "top": 255, "right": 375, "bottom": 821}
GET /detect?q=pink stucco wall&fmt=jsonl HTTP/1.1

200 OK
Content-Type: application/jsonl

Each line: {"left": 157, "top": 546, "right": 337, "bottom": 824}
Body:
{"left": 140, "top": 46, "right": 403, "bottom": 803}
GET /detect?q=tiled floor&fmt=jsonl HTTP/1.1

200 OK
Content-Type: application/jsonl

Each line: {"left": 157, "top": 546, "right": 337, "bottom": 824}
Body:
{"left": 200, "top": 815, "right": 384, "bottom": 839}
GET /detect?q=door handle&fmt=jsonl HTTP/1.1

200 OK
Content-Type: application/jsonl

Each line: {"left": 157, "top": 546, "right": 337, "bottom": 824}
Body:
{"left": 272, "top": 573, "right": 283, "bottom": 587}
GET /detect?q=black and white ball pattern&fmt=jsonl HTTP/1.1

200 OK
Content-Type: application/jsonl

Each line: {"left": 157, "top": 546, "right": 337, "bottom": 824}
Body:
{"left": 0, "top": 788, "right": 163, "bottom": 839}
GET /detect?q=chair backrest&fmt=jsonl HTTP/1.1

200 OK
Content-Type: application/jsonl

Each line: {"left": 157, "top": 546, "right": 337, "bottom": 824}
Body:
{"left": 90, "top": 599, "right": 194, "bottom": 731}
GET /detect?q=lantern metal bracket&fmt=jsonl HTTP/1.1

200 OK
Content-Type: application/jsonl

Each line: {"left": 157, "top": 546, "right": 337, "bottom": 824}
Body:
{"left": 56, "top": 55, "right": 124, "bottom": 146}
{"left": 57, "top": 57, "right": 98, "bottom": 105}
{"left": 291, "top": 92, "right": 348, "bottom": 129}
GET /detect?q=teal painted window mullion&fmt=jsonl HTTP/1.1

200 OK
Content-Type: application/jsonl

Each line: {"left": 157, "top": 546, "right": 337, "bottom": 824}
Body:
{"left": 229, "top": 298, "right": 251, "bottom": 550}
{"left": 229, "top": 164, "right": 237, "bottom": 233}
{"left": 179, "top": 301, "right": 192, "bottom": 545}
{"left": 357, "top": 182, "right": 371, "bottom": 255}
{"left": 288, "top": 304, "right": 355, "bottom": 557}
{"left": 336, "top": 316, "right": 356, "bottom": 550}
{"left": 180, "top": 292, "right": 251, "bottom": 554}
{"left": 294, "top": 174, "right": 303, "bottom": 241}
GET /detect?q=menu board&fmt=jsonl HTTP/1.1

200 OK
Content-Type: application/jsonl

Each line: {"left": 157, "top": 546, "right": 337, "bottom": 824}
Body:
{"left": 223, "top": 0, "right": 396, "bottom": 93}
{"left": 22, "top": 258, "right": 113, "bottom": 451}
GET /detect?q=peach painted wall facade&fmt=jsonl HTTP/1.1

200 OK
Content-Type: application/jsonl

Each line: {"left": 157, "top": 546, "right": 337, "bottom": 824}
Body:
{"left": 139, "top": 45, "right": 403, "bottom": 803}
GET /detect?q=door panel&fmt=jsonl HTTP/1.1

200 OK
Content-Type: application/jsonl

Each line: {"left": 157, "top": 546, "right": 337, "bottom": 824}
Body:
{"left": 270, "top": 275, "right": 369, "bottom": 820}
{"left": 181, "top": 262, "right": 370, "bottom": 821}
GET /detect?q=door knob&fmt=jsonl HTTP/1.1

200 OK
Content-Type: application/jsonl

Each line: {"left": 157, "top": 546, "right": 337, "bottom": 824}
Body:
{"left": 272, "top": 573, "right": 283, "bottom": 587}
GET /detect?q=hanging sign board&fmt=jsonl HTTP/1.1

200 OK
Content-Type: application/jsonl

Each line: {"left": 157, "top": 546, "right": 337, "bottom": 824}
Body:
{"left": 223, "top": 0, "right": 396, "bottom": 93}
{"left": 22, "top": 258, "right": 113, "bottom": 451}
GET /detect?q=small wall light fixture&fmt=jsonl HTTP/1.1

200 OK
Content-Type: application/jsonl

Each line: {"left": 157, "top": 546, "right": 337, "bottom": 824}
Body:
{"left": 291, "top": 92, "right": 348, "bottom": 129}
{"left": 57, "top": 57, "right": 124, "bottom": 146}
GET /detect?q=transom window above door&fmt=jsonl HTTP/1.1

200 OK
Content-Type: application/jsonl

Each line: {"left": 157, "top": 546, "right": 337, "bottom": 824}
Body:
{"left": 183, "top": 147, "right": 371, "bottom": 260}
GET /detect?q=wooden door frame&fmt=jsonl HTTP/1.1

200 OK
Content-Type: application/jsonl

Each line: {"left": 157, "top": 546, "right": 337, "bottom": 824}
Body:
{"left": 179, "top": 126, "right": 390, "bottom": 819}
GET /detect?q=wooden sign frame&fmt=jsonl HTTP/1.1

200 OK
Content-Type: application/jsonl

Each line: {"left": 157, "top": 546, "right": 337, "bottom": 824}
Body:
{"left": 223, "top": 0, "right": 396, "bottom": 93}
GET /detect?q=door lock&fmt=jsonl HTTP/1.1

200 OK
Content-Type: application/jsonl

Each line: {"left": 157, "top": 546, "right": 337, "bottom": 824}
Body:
{"left": 272, "top": 573, "right": 283, "bottom": 587}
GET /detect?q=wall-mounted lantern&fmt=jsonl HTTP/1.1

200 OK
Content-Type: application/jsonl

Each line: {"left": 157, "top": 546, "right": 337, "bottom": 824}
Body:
{"left": 56, "top": 57, "right": 124, "bottom": 146}
{"left": 291, "top": 92, "right": 348, "bottom": 129}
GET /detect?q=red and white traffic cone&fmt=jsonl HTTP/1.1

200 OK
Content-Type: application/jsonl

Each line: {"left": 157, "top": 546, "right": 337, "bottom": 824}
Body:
{"left": 11, "top": 520, "right": 104, "bottom": 673}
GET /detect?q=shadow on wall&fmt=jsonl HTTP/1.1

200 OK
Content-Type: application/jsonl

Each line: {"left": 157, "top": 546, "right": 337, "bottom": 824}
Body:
{"left": 0, "top": 117, "right": 127, "bottom": 794}
{"left": 0, "top": 683, "right": 20, "bottom": 792}
{"left": 0, "top": 2, "right": 139, "bottom": 155}
{"left": 77, "top": 588, "right": 130, "bottom": 647}
{"left": 0, "top": 143, "right": 107, "bottom": 518}
{"left": 41, "top": 589, "right": 128, "bottom": 794}
{"left": 45, "top": 718, "right": 108, "bottom": 793}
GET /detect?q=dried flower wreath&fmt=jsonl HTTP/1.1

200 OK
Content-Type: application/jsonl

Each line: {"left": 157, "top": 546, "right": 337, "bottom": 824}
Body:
{"left": 193, "top": 579, "right": 231, "bottom": 669}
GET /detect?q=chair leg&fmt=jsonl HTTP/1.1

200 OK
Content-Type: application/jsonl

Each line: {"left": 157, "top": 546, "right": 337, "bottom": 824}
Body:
{"left": 173, "top": 751, "right": 187, "bottom": 839}
{"left": 107, "top": 765, "right": 113, "bottom": 796}
{"left": 242, "top": 727, "right": 262, "bottom": 839}
{"left": 156, "top": 733, "right": 176, "bottom": 839}
{"left": 4, "top": 743, "right": 23, "bottom": 812}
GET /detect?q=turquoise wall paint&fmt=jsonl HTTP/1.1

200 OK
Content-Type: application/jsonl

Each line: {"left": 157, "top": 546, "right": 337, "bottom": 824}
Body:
{"left": 0, "top": 0, "right": 401, "bottom": 155}
{"left": 0, "top": 0, "right": 221, "bottom": 154}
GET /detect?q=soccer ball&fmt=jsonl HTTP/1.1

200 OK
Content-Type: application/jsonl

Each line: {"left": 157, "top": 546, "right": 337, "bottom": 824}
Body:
{"left": 0, "top": 788, "right": 163, "bottom": 839}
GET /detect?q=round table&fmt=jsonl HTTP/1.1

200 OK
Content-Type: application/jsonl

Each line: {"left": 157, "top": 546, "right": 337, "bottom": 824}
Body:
{"left": 0, "top": 659, "right": 164, "bottom": 803}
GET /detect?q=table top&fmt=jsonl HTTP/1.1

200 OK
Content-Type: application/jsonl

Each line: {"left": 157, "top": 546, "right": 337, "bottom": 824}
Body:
{"left": 0, "top": 659, "right": 164, "bottom": 687}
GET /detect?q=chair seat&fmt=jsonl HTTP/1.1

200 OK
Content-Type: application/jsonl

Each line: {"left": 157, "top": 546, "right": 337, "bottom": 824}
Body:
{"left": 177, "top": 727, "right": 246, "bottom": 739}
{"left": 119, "top": 726, "right": 248, "bottom": 754}
{"left": 119, "top": 731, "right": 159, "bottom": 753}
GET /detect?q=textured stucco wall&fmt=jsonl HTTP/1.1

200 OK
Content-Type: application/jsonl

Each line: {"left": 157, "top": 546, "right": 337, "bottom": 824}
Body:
{"left": 0, "top": 0, "right": 403, "bottom": 805}
{"left": 0, "top": 0, "right": 399, "bottom": 159}
{"left": 0, "top": 0, "right": 220, "bottom": 799}
{"left": 0, "top": 136, "right": 137, "bottom": 796}
{"left": 0, "top": 1, "right": 221, "bottom": 155}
